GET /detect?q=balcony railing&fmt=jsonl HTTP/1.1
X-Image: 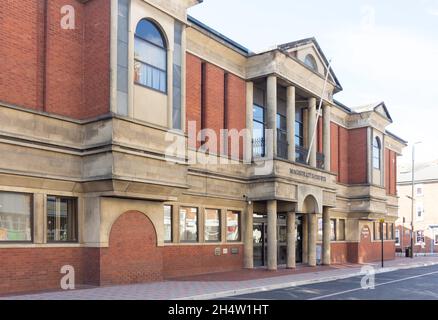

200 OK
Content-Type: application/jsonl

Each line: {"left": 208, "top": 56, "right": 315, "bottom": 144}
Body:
{"left": 295, "top": 145, "right": 309, "bottom": 165}
{"left": 252, "top": 137, "right": 265, "bottom": 158}
{"left": 253, "top": 138, "right": 326, "bottom": 170}
{"left": 277, "top": 137, "right": 288, "bottom": 159}
{"left": 317, "top": 152, "right": 325, "bottom": 170}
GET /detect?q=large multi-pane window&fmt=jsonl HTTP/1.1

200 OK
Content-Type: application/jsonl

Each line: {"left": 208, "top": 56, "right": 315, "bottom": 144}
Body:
{"left": 338, "top": 219, "right": 346, "bottom": 241}
{"left": 164, "top": 205, "right": 172, "bottom": 242}
{"left": 134, "top": 19, "right": 167, "bottom": 93}
{"left": 226, "top": 211, "right": 241, "bottom": 242}
{"left": 253, "top": 105, "right": 266, "bottom": 157}
{"left": 277, "top": 113, "right": 287, "bottom": 158}
{"left": 295, "top": 108, "right": 304, "bottom": 147}
{"left": 416, "top": 230, "right": 425, "bottom": 244}
{"left": 204, "top": 209, "right": 221, "bottom": 242}
{"left": 0, "top": 192, "right": 32, "bottom": 242}
{"left": 373, "top": 137, "right": 381, "bottom": 169}
{"left": 179, "top": 207, "right": 198, "bottom": 242}
{"left": 330, "top": 219, "right": 337, "bottom": 241}
{"left": 47, "top": 196, "right": 78, "bottom": 243}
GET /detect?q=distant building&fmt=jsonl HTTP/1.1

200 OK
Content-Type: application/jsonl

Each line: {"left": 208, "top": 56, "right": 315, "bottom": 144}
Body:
{"left": 397, "top": 160, "right": 438, "bottom": 255}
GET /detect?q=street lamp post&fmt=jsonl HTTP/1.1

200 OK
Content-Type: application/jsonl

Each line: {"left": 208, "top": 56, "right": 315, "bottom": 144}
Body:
{"left": 410, "top": 142, "right": 421, "bottom": 258}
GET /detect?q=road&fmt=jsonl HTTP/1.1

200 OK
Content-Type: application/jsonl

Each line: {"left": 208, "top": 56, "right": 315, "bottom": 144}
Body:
{"left": 222, "top": 264, "right": 438, "bottom": 300}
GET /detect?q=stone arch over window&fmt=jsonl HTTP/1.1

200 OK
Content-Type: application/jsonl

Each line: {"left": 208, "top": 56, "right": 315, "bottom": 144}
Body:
{"left": 134, "top": 19, "right": 168, "bottom": 93}
{"left": 304, "top": 54, "right": 318, "bottom": 72}
{"left": 373, "top": 136, "right": 382, "bottom": 169}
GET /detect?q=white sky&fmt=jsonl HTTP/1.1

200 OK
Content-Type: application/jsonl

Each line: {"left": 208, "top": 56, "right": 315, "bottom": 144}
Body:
{"left": 188, "top": 0, "right": 438, "bottom": 165}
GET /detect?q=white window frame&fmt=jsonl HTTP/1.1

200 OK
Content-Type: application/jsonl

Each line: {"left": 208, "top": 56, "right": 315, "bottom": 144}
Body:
{"left": 415, "top": 184, "right": 424, "bottom": 197}
{"left": 416, "top": 230, "right": 425, "bottom": 245}
{"left": 416, "top": 202, "right": 424, "bottom": 221}
{"left": 395, "top": 228, "right": 401, "bottom": 246}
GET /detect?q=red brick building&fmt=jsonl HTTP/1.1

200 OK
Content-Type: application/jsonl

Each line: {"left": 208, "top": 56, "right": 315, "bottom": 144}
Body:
{"left": 0, "top": 0, "right": 406, "bottom": 295}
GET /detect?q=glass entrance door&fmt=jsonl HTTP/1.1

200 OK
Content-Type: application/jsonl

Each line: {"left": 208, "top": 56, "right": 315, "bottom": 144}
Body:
{"left": 296, "top": 214, "right": 303, "bottom": 263}
{"left": 253, "top": 214, "right": 302, "bottom": 267}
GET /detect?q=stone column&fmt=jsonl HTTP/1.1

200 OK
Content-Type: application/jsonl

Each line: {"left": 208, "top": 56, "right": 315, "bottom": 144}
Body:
{"left": 286, "top": 86, "right": 296, "bottom": 162}
{"left": 287, "top": 211, "right": 296, "bottom": 269}
{"left": 267, "top": 200, "right": 277, "bottom": 271}
{"left": 323, "top": 104, "right": 331, "bottom": 171}
{"left": 308, "top": 97, "right": 317, "bottom": 167}
{"left": 322, "top": 207, "right": 331, "bottom": 265}
{"left": 308, "top": 213, "right": 317, "bottom": 267}
{"left": 244, "top": 202, "right": 254, "bottom": 269}
{"left": 302, "top": 214, "right": 308, "bottom": 264}
{"left": 245, "top": 82, "right": 254, "bottom": 163}
{"left": 33, "top": 193, "right": 46, "bottom": 244}
{"left": 267, "top": 76, "right": 278, "bottom": 157}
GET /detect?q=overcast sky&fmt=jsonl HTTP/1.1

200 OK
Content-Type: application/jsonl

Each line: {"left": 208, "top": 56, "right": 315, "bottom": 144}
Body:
{"left": 188, "top": 0, "right": 438, "bottom": 165}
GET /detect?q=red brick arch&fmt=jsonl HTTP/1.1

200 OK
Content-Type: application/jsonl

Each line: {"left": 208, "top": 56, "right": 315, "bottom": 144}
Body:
{"left": 100, "top": 211, "right": 163, "bottom": 285}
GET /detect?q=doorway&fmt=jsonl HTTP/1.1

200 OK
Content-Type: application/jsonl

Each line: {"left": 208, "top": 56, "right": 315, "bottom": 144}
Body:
{"left": 253, "top": 213, "right": 303, "bottom": 267}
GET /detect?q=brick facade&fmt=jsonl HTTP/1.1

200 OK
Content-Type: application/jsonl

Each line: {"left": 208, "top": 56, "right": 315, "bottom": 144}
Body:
{"left": 385, "top": 148, "right": 397, "bottom": 196}
{"left": 0, "top": 211, "right": 244, "bottom": 295}
{"left": 0, "top": 0, "right": 110, "bottom": 119}
{"left": 330, "top": 123, "right": 368, "bottom": 185}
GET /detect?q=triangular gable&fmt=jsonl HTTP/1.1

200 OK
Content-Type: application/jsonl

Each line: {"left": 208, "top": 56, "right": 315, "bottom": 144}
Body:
{"left": 278, "top": 37, "right": 343, "bottom": 92}
{"left": 375, "top": 102, "right": 393, "bottom": 122}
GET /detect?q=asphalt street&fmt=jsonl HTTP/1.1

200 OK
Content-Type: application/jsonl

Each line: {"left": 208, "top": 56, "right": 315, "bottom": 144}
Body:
{"left": 222, "top": 264, "right": 438, "bottom": 300}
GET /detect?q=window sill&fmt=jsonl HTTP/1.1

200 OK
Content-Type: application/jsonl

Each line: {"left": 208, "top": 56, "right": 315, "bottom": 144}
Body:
{"left": 0, "top": 243, "right": 84, "bottom": 249}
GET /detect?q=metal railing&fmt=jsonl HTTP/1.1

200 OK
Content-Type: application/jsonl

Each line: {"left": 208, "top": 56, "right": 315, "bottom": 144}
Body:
{"left": 317, "top": 152, "right": 325, "bottom": 170}
{"left": 295, "top": 145, "right": 309, "bottom": 165}
{"left": 277, "top": 137, "right": 288, "bottom": 159}
{"left": 252, "top": 137, "right": 265, "bottom": 158}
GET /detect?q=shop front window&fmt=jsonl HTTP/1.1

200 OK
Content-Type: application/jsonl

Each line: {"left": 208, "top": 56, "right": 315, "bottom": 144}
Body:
{"left": 226, "top": 211, "right": 240, "bottom": 242}
{"left": 179, "top": 207, "right": 198, "bottom": 242}
{"left": 205, "top": 209, "right": 221, "bottom": 242}
{"left": 0, "top": 192, "right": 32, "bottom": 242}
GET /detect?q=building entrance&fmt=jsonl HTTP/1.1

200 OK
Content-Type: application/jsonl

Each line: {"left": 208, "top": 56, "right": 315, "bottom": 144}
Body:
{"left": 253, "top": 213, "right": 303, "bottom": 267}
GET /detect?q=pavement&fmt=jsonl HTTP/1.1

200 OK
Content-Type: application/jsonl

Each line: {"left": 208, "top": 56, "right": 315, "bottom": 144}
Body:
{"left": 2, "top": 256, "right": 438, "bottom": 300}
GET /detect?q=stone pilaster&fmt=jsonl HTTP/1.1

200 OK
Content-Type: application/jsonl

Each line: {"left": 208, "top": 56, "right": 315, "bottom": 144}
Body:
{"left": 287, "top": 211, "right": 296, "bottom": 269}
{"left": 267, "top": 200, "right": 277, "bottom": 271}
{"left": 286, "top": 86, "right": 296, "bottom": 162}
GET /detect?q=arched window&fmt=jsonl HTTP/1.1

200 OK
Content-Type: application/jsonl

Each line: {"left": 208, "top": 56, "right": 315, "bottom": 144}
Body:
{"left": 304, "top": 54, "right": 318, "bottom": 72}
{"left": 373, "top": 137, "right": 381, "bottom": 169}
{"left": 134, "top": 19, "right": 167, "bottom": 93}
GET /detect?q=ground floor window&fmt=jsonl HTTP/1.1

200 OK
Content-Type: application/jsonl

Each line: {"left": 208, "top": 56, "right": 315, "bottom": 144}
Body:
{"left": 317, "top": 218, "right": 323, "bottom": 241}
{"left": 226, "top": 211, "right": 241, "bottom": 242}
{"left": 164, "top": 205, "right": 172, "bottom": 242}
{"left": 374, "top": 222, "right": 381, "bottom": 240}
{"left": 205, "top": 209, "right": 221, "bottom": 242}
{"left": 416, "top": 230, "right": 425, "bottom": 245}
{"left": 338, "top": 219, "right": 346, "bottom": 241}
{"left": 179, "top": 207, "right": 198, "bottom": 242}
{"left": 47, "top": 196, "right": 78, "bottom": 242}
{"left": 0, "top": 192, "right": 32, "bottom": 242}
{"left": 330, "top": 219, "right": 336, "bottom": 241}
{"left": 388, "top": 223, "right": 394, "bottom": 240}
{"left": 382, "top": 223, "right": 387, "bottom": 240}
{"left": 395, "top": 228, "right": 401, "bottom": 246}
{"left": 435, "top": 233, "right": 438, "bottom": 245}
